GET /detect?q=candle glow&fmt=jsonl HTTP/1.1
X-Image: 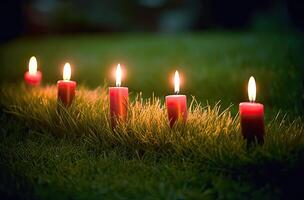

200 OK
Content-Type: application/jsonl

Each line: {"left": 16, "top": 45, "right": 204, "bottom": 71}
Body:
{"left": 63, "top": 63, "right": 71, "bottom": 81}
{"left": 166, "top": 70, "right": 187, "bottom": 127}
{"left": 248, "top": 76, "right": 256, "bottom": 102}
{"left": 29, "top": 56, "right": 37, "bottom": 75}
{"left": 24, "top": 56, "right": 42, "bottom": 86}
{"left": 109, "top": 63, "right": 128, "bottom": 127}
{"left": 57, "top": 62, "right": 76, "bottom": 107}
{"left": 174, "top": 70, "right": 180, "bottom": 94}
{"left": 240, "top": 76, "right": 265, "bottom": 143}
{"left": 116, "top": 64, "right": 122, "bottom": 87}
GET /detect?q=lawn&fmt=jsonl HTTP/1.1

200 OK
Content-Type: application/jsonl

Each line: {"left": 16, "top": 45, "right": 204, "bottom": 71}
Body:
{"left": 0, "top": 32, "right": 304, "bottom": 199}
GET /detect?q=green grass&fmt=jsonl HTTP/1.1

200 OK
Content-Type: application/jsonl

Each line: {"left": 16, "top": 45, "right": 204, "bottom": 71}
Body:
{"left": 1, "top": 32, "right": 303, "bottom": 113}
{"left": 1, "top": 85, "right": 304, "bottom": 199}
{"left": 1, "top": 32, "right": 304, "bottom": 199}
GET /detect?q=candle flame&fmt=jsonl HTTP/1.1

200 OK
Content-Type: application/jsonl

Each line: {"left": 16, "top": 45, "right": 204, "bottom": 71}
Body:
{"left": 116, "top": 63, "right": 122, "bottom": 87}
{"left": 29, "top": 56, "right": 37, "bottom": 75}
{"left": 63, "top": 63, "right": 71, "bottom": 81}
{"left": 248, "top": 76, "right": 256, "bottom": 102}
{"left": 174, "top": 70, "right": 180, "bottom": 94}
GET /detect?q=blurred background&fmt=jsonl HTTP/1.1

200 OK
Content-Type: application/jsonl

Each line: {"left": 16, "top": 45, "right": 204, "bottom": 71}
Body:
{"left": 0, "top": 0, "right": 303, "bottom": 41}
{"left": 0, "top": 0, "right": 303, "bottom": 115}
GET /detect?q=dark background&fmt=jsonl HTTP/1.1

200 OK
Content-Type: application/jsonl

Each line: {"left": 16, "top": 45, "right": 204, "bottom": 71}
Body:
{"left": 1, "top": 0, "right": 304, "bottom": 42}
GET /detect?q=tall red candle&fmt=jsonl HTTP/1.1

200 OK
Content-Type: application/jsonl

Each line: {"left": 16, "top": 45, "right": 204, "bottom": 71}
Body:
{"left": 166, "top": 71, "right": 187, "bottom": 128}
{"left": 109, "top": 64, "right": 128, "bottom": 127}
{"left": 24, "top": 56, "right": 42, "bottom": 86}
{"left": 239, "top": 76, "right": 265, "bottom": 143}
{"left": 57, "top": 63, "right": 76, "bottom": 107}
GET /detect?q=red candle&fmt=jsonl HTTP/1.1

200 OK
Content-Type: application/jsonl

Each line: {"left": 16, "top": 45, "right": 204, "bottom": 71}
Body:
{"left": 109, "top": 64, "right": 128, "bottom": 127}
{"left": 166, "top": 71, "right": 187, "bottom": 127}
{"left": 239, "top": 76, "right": 265, "bottom": 143}
{"left": 24, "top": 56, "right": 42, "bottom": 86}
{"left": 57, "top": 63, "right": 76, "bottom": 107}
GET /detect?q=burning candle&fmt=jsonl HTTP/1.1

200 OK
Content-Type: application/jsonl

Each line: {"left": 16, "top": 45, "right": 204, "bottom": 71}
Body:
{"left": 166, "top": 71, "right": 187, "bottom": 128}
{"left": 239, "top": 76, "right": 265, "bottom": 143}
{"left": 109, "top": 64, "right": 128, "bottom": 127}
{"left": 57, "top": 63, "right": 76, "bottom": 107}
{"left": 24, "top": 56, "right": 42, "bottom": 86}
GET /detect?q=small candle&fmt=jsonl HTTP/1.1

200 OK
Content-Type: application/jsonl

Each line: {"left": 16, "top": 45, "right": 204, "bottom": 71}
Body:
{"left": 109, "top": 64, "right": 128, "bottom": 127}
{"left": 166, "top": 71, "right": 187, "bottom": 128}
{"left": 57, "top": 63, "right": 76, "bottom": 107}
{"left": 239, "top": 76, "right": 265, "bottom": 143}
{"left": 24, "top": 56, "right": 42, "bottom": 86}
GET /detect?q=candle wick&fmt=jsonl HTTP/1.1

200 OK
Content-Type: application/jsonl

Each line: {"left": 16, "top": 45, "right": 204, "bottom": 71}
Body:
{"left": 174, "top": 91, "right": 179, "bottom": 95}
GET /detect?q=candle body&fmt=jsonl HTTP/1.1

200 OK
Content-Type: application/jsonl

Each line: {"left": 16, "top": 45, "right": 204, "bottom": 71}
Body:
{"left": 24, "top": 71, "right": 42, "bottom": 86}
{"left": 57, "top": 80, "right": 76, "bottom": 107}
{"left": 239, "top": 102, "right": 265, "bottom": 143}
{"left": 109, "top": 87, "right": 128, "bottom": 127}
{"left": 166, "top": 95, "right": 187, "bottom": 127}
